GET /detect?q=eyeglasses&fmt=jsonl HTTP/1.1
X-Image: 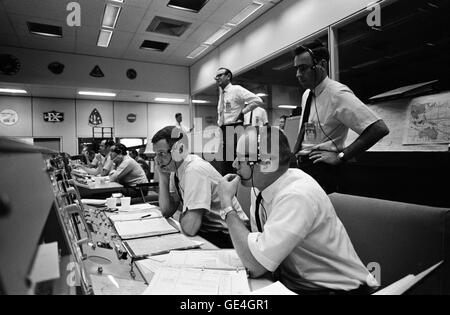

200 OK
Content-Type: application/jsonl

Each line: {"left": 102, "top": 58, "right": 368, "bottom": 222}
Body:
{"left": 214, "top": 73, "right": 227, "bottom": 80}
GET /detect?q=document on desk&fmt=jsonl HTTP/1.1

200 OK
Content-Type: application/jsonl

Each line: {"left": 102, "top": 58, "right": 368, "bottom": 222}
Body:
{"left": 114, "top": 217, "right": 178, "bottom": 240}
{"left": 250, "top": 281, "right": 297, "bottom": 295}
{"left": 91, "top": 275, "right": 148, "bottom": 295}
{"left": 28, "top": 242, "right": 60, "bottom": 284}
{"left": 143, "top": 267, "right": 250, "bottom": 295}
{"left": 117, "top": 203, "right": 160, "bottom": 213}
{"left": 165, "top": 249, "right": 245, "bottom": 270}
{"left": 108, "top": 208, "right": 162, "bottom": 223}
{"left": 123, "top": 233, "right": 203, "bottom": 258}
{"left": 373, "top": 261, "right": 443, "bottom": 295}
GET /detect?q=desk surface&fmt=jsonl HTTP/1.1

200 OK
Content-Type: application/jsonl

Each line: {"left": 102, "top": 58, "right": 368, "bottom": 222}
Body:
{"left": 81, "top": 204, "right": 272, "bottom": 294}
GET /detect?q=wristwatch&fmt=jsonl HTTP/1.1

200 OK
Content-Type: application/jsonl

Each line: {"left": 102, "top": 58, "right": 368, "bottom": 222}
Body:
{"left": 220, "top": 206, "right": 236, "bottom": 221}
{"left": 337, "top": 152, "right": 346, "bottom": 162}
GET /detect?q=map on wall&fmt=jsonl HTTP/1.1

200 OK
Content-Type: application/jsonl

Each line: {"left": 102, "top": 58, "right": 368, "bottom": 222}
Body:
{"left": 403, "top": 92, "right": 450, "bottom": 145}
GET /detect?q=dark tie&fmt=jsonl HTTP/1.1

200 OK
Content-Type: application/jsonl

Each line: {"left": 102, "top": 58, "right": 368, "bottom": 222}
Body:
{"left": 297, "top": 91, "right": 314, "bottom": 150}
{"left": 174, "top": 174, "right": 183, "bottom": 204}
{"left": 255, "top": 192, "right": 263, "bottom": 233}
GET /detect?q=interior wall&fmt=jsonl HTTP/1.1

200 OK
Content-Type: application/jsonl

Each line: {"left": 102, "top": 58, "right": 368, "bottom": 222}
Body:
{"left": 0, "top": 96, "right": 190, "bottom": 155}
{"left": 190, "top": 0, "right": 374, "bottom": 94}
{"left": 32, "top": 98, "right": 77, "bottom": 154}
{"left": 0, "top": 46, "right": 190, "bottom": 94}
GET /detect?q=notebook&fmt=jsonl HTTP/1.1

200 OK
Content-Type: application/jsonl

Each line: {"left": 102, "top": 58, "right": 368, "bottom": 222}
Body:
{"left": 113, "top": 218, "right": 179, "bottom": 240}
{"left": 108, "top": 208, "right": 163, "bottom": 223}
{"left": 122, "top": 233, "right": 203, "bottom": 258}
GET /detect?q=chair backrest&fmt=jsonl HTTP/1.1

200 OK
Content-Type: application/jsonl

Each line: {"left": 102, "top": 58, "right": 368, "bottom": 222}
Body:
{"left": 329, "top": 193, "right": 450, "bottom": 295}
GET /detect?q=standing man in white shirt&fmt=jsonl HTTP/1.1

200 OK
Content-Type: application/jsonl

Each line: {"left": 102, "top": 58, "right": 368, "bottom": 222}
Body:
{"left": 218, "top": 126, "right": 378, "bottom": 294}
{"left": 292, "top": 41, "right": 389, "bottom": 193}
{"left": 244, "top": 106, "right": 269, "bottom": 127}
{"left": 175, "top": 113, "right": 189, "bottom": 134}
{"left": 215, "top": 68, "right": 263, "bottom": 127}
{"left": 215, "top": 67, "right": 263, "bottom": 174}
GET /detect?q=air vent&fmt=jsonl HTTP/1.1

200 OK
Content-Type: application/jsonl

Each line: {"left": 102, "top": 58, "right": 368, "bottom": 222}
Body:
{"left": 27, "top": 22, "right": 62, "bottom": 38}
{"left": 147, "top": 16, "right": 191, "bottom": 37}
{"left": 167, "top": 0, "right": 209, "bottom": 13}
{"left": 140, "top": 40, "right": 169, "bottom": 52}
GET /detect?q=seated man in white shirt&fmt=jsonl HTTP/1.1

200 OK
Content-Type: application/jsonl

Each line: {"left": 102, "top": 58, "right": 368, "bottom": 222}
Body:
{"left": 109, "top": 143, "right": 149, "bottom": 197}
{"left": 76, "top": 139, "right": 115, "bottom": 176}
{"left": 218, "top": 126, "right": 379, "bottom": 294}
{"left": 151, "top": 126, "right": 246, "bottom": 248}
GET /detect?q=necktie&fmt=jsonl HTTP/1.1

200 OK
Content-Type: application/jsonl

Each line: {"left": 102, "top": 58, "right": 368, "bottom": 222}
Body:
{"left": 255, "top": 192, "right": 263, "bottom": 233}
{"left": 250, "top": 111, "right": 254, "bottom": 126}
{"left": 297, "top": 90, "right": 314, "bottom": 150}
{"left": 174, "top": 173, "right": 183, "bottom": 204}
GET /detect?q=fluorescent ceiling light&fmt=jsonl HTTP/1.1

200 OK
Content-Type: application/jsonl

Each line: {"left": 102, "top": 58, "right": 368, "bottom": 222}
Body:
{"left": 97, "top": 29, "right": 113, "bottom": 47}
{"left": 110, "top": 0, "right": 124, "bottom": 3}
{"left": 256, "top": 93, "right": 268, "bottom": 97}
{"left": 187, "top": 45, "right": 209, "bottom": 59}
{"left": 227, "top": 1, "right": 264, "bottom": 27}
{"left": 204, "top": 26, "right": 232, "bottom": 45}
{"left": 192, "top": 100, "right": 209, "bottom": 104}
{"left": 155, "top": 98, "right": 186, "bottom": 103}
{"left": 102, "top": 4, "right": 122, "bottom": 29}
{"left": 278, "top": 105, "right": 297, "bottom": 109}
{"left": 78, "top": 91, "right": 116, "bottom": 97}
{"left": 0, "top": 88, "right": 28, "bottom": 94}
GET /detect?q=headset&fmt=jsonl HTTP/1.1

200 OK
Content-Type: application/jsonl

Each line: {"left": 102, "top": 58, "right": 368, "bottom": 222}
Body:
{"left": 159, "top": 131, "right": 187, "bottom": 169}
{"left": 298, "top": 45, "right": 319, "bottom": 71}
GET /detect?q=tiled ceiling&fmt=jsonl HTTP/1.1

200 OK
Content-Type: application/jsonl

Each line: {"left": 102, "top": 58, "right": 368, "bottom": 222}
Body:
{"left": 0, "top": 0, "right": 282, "bottom": 67}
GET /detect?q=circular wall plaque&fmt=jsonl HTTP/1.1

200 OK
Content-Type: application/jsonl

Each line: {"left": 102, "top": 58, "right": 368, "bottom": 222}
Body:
{"left": 0, "top": 109, "right": 19, "bottom": 126}
{"left": 127, "top": 113, "right": 137, "bottom": 123}
{"left": 126, "top": 69, "right": 137, "bottom": 80}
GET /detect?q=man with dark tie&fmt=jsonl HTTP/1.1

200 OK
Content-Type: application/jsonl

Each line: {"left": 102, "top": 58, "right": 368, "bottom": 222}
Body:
{"left": 215, "top": 67, "right": 263, "bottom": 174}
{"left": 151, "top": 126, "right": 247, "bottom": 248}
{"left": 292, "top": 41, "right": 389, "bottom": 193}
{"left": 218, "top": 126, "right": 379, "bottom": 294}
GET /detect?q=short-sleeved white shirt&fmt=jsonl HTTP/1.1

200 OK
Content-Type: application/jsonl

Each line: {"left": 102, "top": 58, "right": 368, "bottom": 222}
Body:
{"left": 247, "top": 168, "right": 378, "bottom": 291}
{"left": 300, "top": 77, "right": 381, "bottom": 151}
{"left": 244, "top": 107, "right": 268, "bottom": 126}
{"left": 177, "top": 155, "right": 246, "bottom": 233}
{"left": 218, "top": 83, "right": 263, "bottom": 126}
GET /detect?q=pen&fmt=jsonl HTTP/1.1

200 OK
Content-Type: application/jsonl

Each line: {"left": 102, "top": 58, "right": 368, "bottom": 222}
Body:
{"left": 140, "top": 214, "right": 152, "bottom": 219}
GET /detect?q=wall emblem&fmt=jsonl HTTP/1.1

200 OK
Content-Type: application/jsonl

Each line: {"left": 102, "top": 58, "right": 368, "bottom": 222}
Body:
{"left": 89, "top": 108, "right": 103, "bottom": 126}
{"left": 44, "top": 111, "right": 64, "bottom": 123}
{"left": 127, "top": 113, "right": 137, "bottom": 123}
{"left": 0, "top": 109, "right": 19, "bottom": 126}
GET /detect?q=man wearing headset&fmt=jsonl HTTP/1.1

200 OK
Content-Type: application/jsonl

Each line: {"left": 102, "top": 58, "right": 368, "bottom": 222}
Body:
{"left": 292, "top": 41, "right": 389, "bottom": 193}
{"left": 218, "top": 126, "right": 378, "bottom": 294}
{"left": 151, "top": 126, "right": 247, "bottom": 248}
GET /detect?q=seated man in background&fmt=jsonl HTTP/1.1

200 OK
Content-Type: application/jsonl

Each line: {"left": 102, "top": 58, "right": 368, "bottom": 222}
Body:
{"left": 152, "top": 126, "right": 247, "bottom": 248}
{"left": 218, "top": 126, "right": 378, "bottom": 294}
{"left": 130, "top": 149, "right": 151, "bottom": 181}
{"left": 109, "top": 143, "right": 149, "bottom": 198}
{"left": 77, "top": 139, "right": 115, "bottom": 176}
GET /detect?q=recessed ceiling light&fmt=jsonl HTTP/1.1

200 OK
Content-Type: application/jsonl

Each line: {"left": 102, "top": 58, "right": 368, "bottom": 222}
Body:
{"left": 140, "top": 40, "right": 169, "bottom": 52}
{"left": 187, "top": 45, "right": 209, "bottom": 59}
{"left": 192, "top": 100, "right": 209, "bottom": 104}
{"left": 97, "top": 29, "right": 113, "bottom": 47}
{"left": 27, "top": 22, "right": 62, "bottom": 38}
{"left": 204, "top": 26, "right": 232, "bottom": 45}
{"left": 278, "top": 105, "right": 297, "bottom": 109}
{"left": 167, "top": 0, "right": 209, "bottom": 13}
{"left": 78, "top": 91, "right": 116, "bottom": 97}
{"left": 155, "top": 98, "right": 186, "bottom": 103}
{"left": 227, "top": 1, "right": 264, "bottom": 27}
{"left": 102, "top": 4, "right": 122, "bottom": 29}
{"left": 0, "top": 88, "right": 28, "bottom": 94}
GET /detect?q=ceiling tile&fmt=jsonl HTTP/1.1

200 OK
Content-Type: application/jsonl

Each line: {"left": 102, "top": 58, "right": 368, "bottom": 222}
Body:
{"left": 3, "top": 0, "right": 69, "bottom": 22}
{"left": 0, "top": 34, "right": 20, "bottom": 47}
{"left": 206, "top": 0, "right": 254, "bottom": 24}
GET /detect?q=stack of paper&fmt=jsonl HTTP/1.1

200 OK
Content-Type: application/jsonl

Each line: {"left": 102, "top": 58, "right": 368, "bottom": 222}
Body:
{"left": 81, "top": 199, "right": 106, "bottom": 206}
{"left": 122, "top": 234, "right": 203, "bottom": 258}
{"left": 90, "top": 275, "right": 148, "bottom": 295}
{"left": 140, "top": 249, "right": 250, "bottom": 295}
{"left": 113, "top": 218, "right": 178, "bottom": 240}
{"left": 117, "top": 203, "right": 159, "bottom": 213}
{"left": 108, "top": 208, "right": 163, "bottom": 223}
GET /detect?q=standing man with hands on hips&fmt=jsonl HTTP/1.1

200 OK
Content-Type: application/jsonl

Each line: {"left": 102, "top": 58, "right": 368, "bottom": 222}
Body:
{"left": 292, "top": 41, "right": 389, "bottom": 193}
